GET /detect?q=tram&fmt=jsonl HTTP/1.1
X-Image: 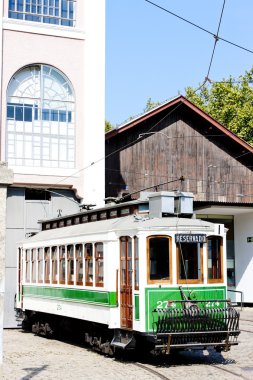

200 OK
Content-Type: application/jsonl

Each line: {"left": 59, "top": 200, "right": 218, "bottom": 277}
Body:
{"left": 15, "top": 191, "right": 240, "bottom": 355}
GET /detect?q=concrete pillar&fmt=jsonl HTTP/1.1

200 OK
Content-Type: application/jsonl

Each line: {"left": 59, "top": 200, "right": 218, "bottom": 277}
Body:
{"left": 0, "top": 163, "right": 13, "bottom": 369}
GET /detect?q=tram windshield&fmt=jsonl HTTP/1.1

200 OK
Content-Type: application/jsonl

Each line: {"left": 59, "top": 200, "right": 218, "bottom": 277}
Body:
{"left": 177, "top": 242, "right": 202, "bottom": 283}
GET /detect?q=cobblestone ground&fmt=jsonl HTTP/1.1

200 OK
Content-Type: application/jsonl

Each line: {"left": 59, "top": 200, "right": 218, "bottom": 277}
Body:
{"left": 2, "top": 307, "right": 253, "bottom": 380}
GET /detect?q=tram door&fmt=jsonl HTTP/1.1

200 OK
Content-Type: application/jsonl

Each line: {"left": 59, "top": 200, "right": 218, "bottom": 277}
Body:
{"left": 120, "top": 237, "right": 133, "bottom": 329}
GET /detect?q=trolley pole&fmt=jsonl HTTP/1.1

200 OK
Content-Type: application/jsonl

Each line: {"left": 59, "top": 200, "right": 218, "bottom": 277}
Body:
{"left": 0, "top": 163, "right": 13, "bottom": 371}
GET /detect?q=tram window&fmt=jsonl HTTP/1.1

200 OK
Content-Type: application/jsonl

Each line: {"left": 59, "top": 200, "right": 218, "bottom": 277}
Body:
{"left": 44, "top": 247, "right": 50, "bottom": 283}
{"left": 95, "top": 243, "right": 104, "bottom": 287}
{"left": 177, "top": 243, "right": 203, "bottom": 283}
{"left": 25, "top": 249, "right": 31, "bottom": 283}
{"left": 38, "top": 248, "right": 43, "bottom": 283}
{"left": 52, "top": 246, "right": 58, "bottom": 284}
{"left": 85, "top": 243, "right": 93, "bottom": 286}
{"left": 134, "top": 237, "right": 139, "bottom": 290}
{"left": 120, "top": 237, "right": 127, "bottom": 285}
{"left": 120, "top": 236, "right": 133, "bottom": 287}
{"left": 76, "top": 244, "right": 84, "bottom": 285}
{"left": 59, "top": 246, "right": 66, "bottom": 284}
{"left": 31, "top": 248, "right": 37, "bottom": 283}
{"left": 67, "top": 245, "right": 74, "bottom": 285}
{"left": 147, "top": 236, "right": 171, "bottom": 283}
{"left": 207, "top": 236, "right": 223, "bottom": 282}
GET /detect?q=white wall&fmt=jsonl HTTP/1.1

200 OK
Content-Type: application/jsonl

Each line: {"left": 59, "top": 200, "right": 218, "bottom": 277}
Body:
{"left": 1, "top": 0, "right": 105, "bottom": 206}
{"left": 234, "top": 212, "right": 253, "bottom": 303}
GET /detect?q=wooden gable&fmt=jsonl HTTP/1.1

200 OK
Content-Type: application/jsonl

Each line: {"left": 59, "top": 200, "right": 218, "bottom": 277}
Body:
{"left": 105, "top": 96, "right": 253, "bottom": 203}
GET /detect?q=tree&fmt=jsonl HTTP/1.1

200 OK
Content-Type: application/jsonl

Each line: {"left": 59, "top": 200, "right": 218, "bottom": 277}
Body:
{"left": 185, "top": 68, "right": 253, "bottom": 146}
{"left": 105, "top": 120, "right": 114, "bottom": 133}
{"left": 143, "top": 97, "right": 161, "bottom": 113}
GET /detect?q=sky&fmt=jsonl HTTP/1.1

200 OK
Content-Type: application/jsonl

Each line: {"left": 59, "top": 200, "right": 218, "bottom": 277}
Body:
{"left": 105, "top": 0, "right": 253, "bottom": 126}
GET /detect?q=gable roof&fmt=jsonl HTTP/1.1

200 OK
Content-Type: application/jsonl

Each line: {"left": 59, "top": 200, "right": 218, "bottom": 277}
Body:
{"left": 105, "top": 95, "right": 253, "bottom": 158}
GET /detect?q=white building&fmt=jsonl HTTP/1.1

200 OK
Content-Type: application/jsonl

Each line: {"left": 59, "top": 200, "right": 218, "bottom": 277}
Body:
{"left": 0, "top": 0, "right": 105, "bottom": 326}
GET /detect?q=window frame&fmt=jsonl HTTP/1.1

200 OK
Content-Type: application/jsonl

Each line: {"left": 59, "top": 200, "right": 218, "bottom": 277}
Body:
{"left": 147, "top": 235, "right": 172, "bottom": 285}
{"left": 59, "top": 245, "right": 66, "bottom": 284}
{"left": 207, "top": 236, "right": 224, "bottom": 283}
{"left": 134, "top": 236, "right": 139, "bottom": 290}
{"left": 95, "top": 242, "right": 104, "bottom": 287}
{"left": 75, "top": 243, "right": 84, "bottom": 286}
{"left": 44, "top": 247, "right": 50, "bottom": 283}
{"left": 25, "top": 249, "right": 31, "bottom": 283}
{"left": 31, "top": 248, "right": 37, "bottom": 283}
{"left": 85, "top": 243, "right": 93, "bottom": 287}
{"left": 8, "top": 0, "right": 76, "bottom": 27}
{"left": 67, "top": 244, "right": 74, "bottom": 285}
{"left": 176, "top": 242, "right": 203, "bottom": 284}
{"left": 51, "top": 246, "right": 58, "bottom": 284}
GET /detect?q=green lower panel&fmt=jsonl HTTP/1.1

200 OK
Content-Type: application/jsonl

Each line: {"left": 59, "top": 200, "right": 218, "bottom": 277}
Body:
{"left": 145, "top": 286, "right": 226, "bottom": 331}
{"left": 134, "top": 294, "right": 140, "bottom": 320}
{"left": 23, "top": 285, "right": 117, "bottom": 307}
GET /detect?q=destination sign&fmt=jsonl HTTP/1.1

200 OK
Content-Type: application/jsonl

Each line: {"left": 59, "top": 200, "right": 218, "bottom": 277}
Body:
{"left": 175, "top": 234, "right": 206, "bottom": 243}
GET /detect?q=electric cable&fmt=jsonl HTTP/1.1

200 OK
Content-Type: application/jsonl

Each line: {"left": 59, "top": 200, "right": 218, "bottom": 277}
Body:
{"left": 144, "top": 0, "right": 253, "bottom": 54}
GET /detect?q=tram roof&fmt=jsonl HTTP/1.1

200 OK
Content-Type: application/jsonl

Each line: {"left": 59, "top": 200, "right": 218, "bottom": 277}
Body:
{"left": 20, "top": 215, "right": 217, "bottom": 245}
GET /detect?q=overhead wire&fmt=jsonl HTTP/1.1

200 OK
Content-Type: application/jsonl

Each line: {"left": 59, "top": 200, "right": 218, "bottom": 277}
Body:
{"left": 144, "top": 0, "right": 253, "bottom": 54}
{"left": 205, "top": 0, "right": 226, "bottom": 80}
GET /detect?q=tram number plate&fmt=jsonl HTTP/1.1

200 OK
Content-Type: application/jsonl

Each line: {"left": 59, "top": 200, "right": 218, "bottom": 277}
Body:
{"left": 157, "top": 301, "right": 176, "bottom": 309}
{"left": 156, "top": 300, "right": 221, "bottom": 309}
{"left": 205, "top": 301, "right": 220, "bottom": 308}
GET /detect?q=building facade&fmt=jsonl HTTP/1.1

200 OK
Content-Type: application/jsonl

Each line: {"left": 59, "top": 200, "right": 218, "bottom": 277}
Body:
{"left": 105, "top": 96, "right": 253, "bottom": 305}
{"left": 1, "top": 0, "right": 105, "bottom": 326}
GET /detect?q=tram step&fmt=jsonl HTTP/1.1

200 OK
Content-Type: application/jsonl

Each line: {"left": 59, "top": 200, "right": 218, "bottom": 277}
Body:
{"left": 111, "top": 329, "right": 136, "bottom": 350}
{"left": 110, "top": 341, "right": 129, "bottom": 349}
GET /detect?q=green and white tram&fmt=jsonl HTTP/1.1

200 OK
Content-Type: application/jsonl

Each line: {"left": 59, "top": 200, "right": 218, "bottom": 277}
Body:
{"left": 16, "top": 192, "right": 240, "bottom": 355}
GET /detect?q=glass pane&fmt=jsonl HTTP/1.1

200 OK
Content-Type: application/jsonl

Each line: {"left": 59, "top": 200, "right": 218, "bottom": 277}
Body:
{"left": 127, "top": 238, "right": 132, "bottom": 259}
{"left": 121, "top": 239, "right": 126, "bottom": 258}
{"left": 85, "top": 243, "right": 93, "bottom": 258}
{"left": 7, "top": 104, "right": 14, "bottom": 119}
{"left": 149, "top": 237, "right": 170, "bottom": 280}
{"left": 178, "top": 243, "right": 201, "bottom": 280}
{"left": 208, "top": 237, "right": 222, "bottom": 279}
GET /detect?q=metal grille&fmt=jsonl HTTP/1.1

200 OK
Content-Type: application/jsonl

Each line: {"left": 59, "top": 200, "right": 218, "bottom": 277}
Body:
{"left": 153, "top": 306, "right": 240, "bottom": 349}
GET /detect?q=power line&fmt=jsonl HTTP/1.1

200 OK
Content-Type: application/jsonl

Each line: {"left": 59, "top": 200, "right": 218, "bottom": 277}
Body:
{"left": 144, "top": 0, "right": 253, "bottom": 54}
{"left": 206, "top": 0, "right": 226, "bottom": 80}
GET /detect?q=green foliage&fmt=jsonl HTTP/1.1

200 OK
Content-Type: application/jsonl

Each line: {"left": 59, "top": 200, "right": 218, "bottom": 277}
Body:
{"left": 143, "top": 97, "right": 161, "bottom": 113}
{"left": 105, "top": 120, "right": 114, "bottom": 133}
{"left": 185, "top": 68, "right": 253, "bottom": 146}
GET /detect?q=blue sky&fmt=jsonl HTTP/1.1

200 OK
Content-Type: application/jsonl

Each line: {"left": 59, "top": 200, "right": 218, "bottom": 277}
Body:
{"left": 105, "top": 0, "right": 253, "bottom": 126}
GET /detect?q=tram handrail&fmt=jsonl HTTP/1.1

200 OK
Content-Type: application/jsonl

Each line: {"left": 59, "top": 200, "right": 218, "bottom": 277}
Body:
{"left": 227, "top": 289, "right": 244, "bottom": 311}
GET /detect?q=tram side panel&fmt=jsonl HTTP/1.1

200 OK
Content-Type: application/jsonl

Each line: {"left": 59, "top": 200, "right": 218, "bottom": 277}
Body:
{"left": 16, "top": 235, "right": 122, "bottom": 329}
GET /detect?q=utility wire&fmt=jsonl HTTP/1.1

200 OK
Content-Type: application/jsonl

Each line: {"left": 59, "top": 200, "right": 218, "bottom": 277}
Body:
{"left": 144, "top": 0, "right": 253, "bottom": 54}
{"left": 206, "top": 0, "right": 226, "bottom": 80}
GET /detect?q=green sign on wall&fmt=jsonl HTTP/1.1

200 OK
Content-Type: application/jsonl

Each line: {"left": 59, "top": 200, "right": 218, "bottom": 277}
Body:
{"left": 247, "top": 237, "right": 253, "bottom": 243}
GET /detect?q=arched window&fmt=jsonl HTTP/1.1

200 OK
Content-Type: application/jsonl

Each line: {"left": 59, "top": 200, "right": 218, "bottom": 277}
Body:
{"left": 7, "top": 64, "right": 75, "bottom": 169}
